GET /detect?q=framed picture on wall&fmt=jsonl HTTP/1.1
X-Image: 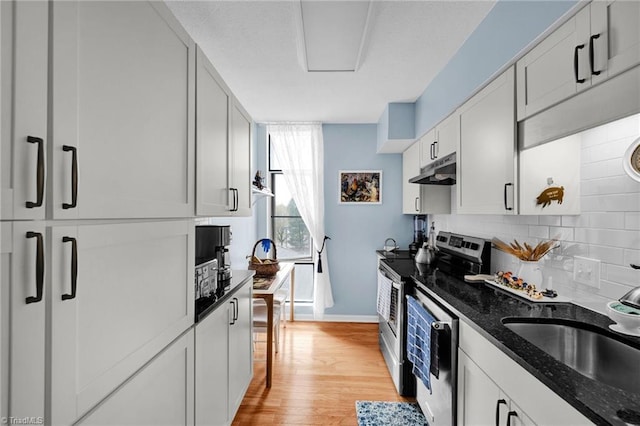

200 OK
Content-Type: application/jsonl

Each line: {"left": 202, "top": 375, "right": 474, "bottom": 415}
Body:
{"left": 339, "top": 170, "right": 382, "bottom": 204}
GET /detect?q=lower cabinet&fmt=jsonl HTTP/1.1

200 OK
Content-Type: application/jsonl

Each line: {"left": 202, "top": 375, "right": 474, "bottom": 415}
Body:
{"left": 76, "top": 330, "right": 195, "bottom": 426}
{"left": 457, "top": 321, "right": 591, "bottom": 426}
{"left": 195, "top": 278, "right": 253, "bottom": 426}
{"left": 458, "top": 350, "right": 535, "bottom": 426}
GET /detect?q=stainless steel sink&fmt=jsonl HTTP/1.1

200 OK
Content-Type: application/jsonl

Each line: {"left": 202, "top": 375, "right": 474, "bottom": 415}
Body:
{"left": 502, "top": 318, "right": 640, "bottom": 395}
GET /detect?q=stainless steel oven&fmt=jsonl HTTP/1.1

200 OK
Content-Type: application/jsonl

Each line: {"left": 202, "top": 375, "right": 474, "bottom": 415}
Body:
{"left": 378, "top": 260, "right": 415, "bottom": 396}
{"left": 412, "top": 283, "right": 458, "bottom": 426}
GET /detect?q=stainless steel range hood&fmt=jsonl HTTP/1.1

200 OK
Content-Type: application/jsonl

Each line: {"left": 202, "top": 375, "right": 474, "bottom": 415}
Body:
{"left": 409, "top": 152, "right": 456, "bottom": 185}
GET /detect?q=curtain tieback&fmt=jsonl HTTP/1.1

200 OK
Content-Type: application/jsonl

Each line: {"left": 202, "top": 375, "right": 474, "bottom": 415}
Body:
{"left": 317, "top": 236, "right": 331, "bottom": 273}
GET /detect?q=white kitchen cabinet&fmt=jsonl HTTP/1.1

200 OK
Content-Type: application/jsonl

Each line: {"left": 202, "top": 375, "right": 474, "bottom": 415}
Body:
{"left": 50, "top": 1, "right": 195, "bottom": 220}
{"left": 50, "top": 220, "right": 194, "bottom": 425}
{"left": 458, "top": 321, "right": 591, "bottom": 426}
{"left": 517, "top": 1, "right": 640, "bottom": 120}
{"left": 402, "top": 142, "right": 451, "bottom": 214}
{"left": 457, "top": 66, "right": 516, "bottom": 215}
{"left": 76, "top": 329, "right": 195, "bottom": 426}
{"left": 195, "top": 278, "right": 253, "bottom": 426}
{"left": 195, "top": 46, "right": 252, "bottom": 217}
{"left": 228, "top": 280, "right": 253, "bottom": 417}
{"left": 1, "top": 222, "right": 47, "bottom": 422}
{"left": 0, "top": 1, "right": 48, "bottom": 220}
{"left": 458, "top": 350, "right": 536, "bottom": 426}
{"left": 419, "top": 113, "right": 458, "bottom": 167}
{"left": 519, "top": 134, "right": 581, "bottom": 215}
{"left": 195, "top": 301, "right": 230, "bottom": 426}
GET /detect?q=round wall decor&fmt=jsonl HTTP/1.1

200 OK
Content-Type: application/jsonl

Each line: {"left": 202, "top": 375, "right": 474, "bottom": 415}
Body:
{"left": 623, "top": 137, "right": 640, "bottom": 182}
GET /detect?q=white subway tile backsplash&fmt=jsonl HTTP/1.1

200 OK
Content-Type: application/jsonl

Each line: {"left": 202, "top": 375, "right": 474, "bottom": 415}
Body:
{"left": 588, "top": 244, "right": 624, "bottom": 265}
{"left": 588, "top": 212, "right": 626, "bottom": 229}
{"left": 582, "top": 193, "right": 640, "bottom": 212}
{"left": 575, "top": 227, "right": 640, "bottom": 249}
{"left": 626, "top": 212, "right": 640, "bottom": 230}
{"left": 581, "top": 175, "right": 640, "bottom": 196}
{"left": 528, "top": 225, "right": 549, "bottom": 239}
{"left": 583, "top": 136, "right": 634, "bottom": 161}
{"left": 604, "top": 114, "right": 640, "bottom": 141}
{"left": 549, "top": 226, "right": 574, "bottom": 241}
{"left": 581, "top": 158, "right": 621, "bottom": 179}
{"left": 606, "top": 264, "right": 640, "bottom": 287}
{"left": 624, "top": 249, "right": 640, "bottom": 267}
{"left": 561, "top": 215, "right": 589, "bottom": 227}
{"left": 598, "top": 279, "right": 635, "bottom": 301}
{"left": 539, "top": 215, "right": 561, "bottom": 226}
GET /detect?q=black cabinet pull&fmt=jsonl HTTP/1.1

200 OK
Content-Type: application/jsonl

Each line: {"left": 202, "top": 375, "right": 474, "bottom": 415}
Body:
{"left": 26, "top": 136, "right": 45, "bottom": 208}
{"left": 233, "top": 297, "right": 239, "bottom": 322}
{"left": 589, "top": 34, "right": 601, "bottom": 76}
{"left": 229, "top": 299, "right": 236, "bottom": 325}
{"left": 631, "top": 264, "right": 640, "bottom": 269}
{"left": 503, "top": 183, "right": 513, "bottom": 211}
{"left": 433, "top": 140, "right": 439, "bottom": 159}
{"left": 495, "top": 399, "right": 507, "bottom": 426}
{"left": 574, "top": 44, "right": 586, "bottom": 83}
{"left": 62, "top": 237, "right": 78, "bottom": 300}
{"left": 25, "top": 232, "right": 44, "bottom": 304}
{"left": 506, "top": 410, "right": 518, "bottom": 426}
{"left": 62, "top": 145, "right": 78, "bottom": 209}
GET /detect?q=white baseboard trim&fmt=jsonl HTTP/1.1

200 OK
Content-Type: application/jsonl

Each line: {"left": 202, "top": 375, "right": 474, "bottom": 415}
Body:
{"left": 291, "top": 314, "right": 379, "bottom": 323}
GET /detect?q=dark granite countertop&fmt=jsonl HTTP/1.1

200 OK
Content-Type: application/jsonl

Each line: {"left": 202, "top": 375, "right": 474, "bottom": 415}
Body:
{"left": 195, "top": 270, "right": 254, "bottom": 323}
{"left": 378, "top": 251, "right": 640, "bottom": 426}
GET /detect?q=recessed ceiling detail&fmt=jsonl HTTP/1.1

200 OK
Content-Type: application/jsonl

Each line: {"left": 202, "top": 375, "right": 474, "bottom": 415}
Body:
{"left": 296, "top": 0, "right": 374, "bottom": 72}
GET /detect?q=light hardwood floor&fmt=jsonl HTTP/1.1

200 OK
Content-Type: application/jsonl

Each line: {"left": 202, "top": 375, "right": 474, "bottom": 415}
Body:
{"left": 232, "top": 321, "right": 414, "bottom": 425}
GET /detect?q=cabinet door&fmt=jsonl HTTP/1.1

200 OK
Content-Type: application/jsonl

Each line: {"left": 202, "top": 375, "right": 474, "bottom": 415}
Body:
{"left": 228, "top": 281, "right": 253, "bottom": 420}
{"left": 50, "top": 220, "right": 194, "bottom": 425}
{"left": 51, "top": 1, "right": 195, "bottom": 220}
{"left": 590, "top": 0, "right": 640, "bottom": 85}
{"left": 0, "top": 1, "right": 48, "bottom": 220}
{"left": 76, "top": 330, "right": 195, "bottom": 426}
{"left": 419, "top": 129, "right": 436, "bottom": 167}
{"left": 516, "top": 7, "right": 590, "bottom": 120}
{"left": 196, "top": 46, "right": 231, "bottom": 216}
{"left": 402, "top": 143, "right": 421, "bottom": 214}
{"left": 230, "top": 101, "right": 253, "bottom": 217}
{"left": 0, "top": 222, "right": 46, "bottom": 421}
{"left": 457, "top": 350, "right": 502, "bottom": 426}
{"left": 435, "top": 112, "right": 459, "bottom": 160}
{"left": 195, "top": 303, "right": 230, "bottom": 426}
{"left": 458, "top": 67, "right": 516, "bottom": 215}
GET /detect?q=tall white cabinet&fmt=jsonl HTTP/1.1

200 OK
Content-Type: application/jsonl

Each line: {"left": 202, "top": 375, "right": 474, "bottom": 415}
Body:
{"left": 1, "top": 1, "right": 208, "bottom": 425}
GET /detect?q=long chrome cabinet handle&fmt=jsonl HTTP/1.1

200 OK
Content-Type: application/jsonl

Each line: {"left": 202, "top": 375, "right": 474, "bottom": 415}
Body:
{"left": 26, "top": 136, "right": 45, "bottom": 208}
{"left": 62, "top": 145, "right": 78, "bottom": 209}
{"left": 61, "top": 237, "right": 78, "bottom": 300}
{"left": 26, "top": 232, "right": 45, "bottom": 304}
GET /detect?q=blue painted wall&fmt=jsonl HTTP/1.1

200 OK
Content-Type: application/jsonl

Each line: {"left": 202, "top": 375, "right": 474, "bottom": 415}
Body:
{"left": 323, "top": 124, "right": 413, "bottom": 316}
{"left": 414, "top": 0, "right": 578, "bottom": 138}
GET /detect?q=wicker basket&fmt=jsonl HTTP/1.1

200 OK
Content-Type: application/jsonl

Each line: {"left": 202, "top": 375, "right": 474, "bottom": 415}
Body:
{"left": 248, "top": 239, "right": 280, "bottom": 277}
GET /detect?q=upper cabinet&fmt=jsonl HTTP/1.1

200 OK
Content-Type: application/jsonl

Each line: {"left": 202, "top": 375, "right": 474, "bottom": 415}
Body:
{"left": 2, "top": 1, "right": 196, "bottom": 221}
{"left": 419, "top": 112, "right": 458, "bottom": 168}
{"left": 50, "top": 1, "right": 195, "bottom": 220}
{"left": 1, "top": 1, "right": 48, "bottom": 220}
{"left": 457, "top": 67, "right": 517, "bottom": 215}
{"left": 402, "top": 141, "right": 451, "bottom": 215}
{"left": 195, "top": 46, "right": 253, "bottom": 217}
{"left": 517, "top": 0, "right": 640, "bottom": 120}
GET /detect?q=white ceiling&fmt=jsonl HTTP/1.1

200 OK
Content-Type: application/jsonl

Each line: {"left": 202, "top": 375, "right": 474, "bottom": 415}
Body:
{"left": 165, "top": 0, "right": 496, "bottom": 124}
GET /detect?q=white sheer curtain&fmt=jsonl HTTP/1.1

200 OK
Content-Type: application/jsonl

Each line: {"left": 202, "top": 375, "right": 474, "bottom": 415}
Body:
{"left": 268, "top": 123, "right": 334, "bottom": 319}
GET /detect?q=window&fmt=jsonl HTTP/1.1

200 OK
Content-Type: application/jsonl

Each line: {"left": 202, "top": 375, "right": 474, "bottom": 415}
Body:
{"left": 269, "top": 136, "right": 314, "bottom": 303}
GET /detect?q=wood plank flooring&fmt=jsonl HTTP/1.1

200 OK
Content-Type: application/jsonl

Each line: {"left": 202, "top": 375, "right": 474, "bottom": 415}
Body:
{"left": 232, "top": 321, "right": 415, "bottom": 425}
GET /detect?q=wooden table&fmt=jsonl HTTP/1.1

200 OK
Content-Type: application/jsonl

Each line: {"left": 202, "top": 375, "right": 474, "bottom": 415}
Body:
{"left": 252, "top": 262, "right": 295, "bottom": 387}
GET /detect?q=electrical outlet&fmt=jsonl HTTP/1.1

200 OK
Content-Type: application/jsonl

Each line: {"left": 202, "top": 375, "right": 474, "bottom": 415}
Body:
{"left": 573, "top": 256, "right": 601, "bottom": 288}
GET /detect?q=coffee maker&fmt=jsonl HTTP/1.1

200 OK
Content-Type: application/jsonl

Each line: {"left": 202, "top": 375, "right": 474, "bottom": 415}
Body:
{"left": 408, "top": 215, "right": 427, "bottom": 257}
{"left": 196, "top": 225, "right": 233, "bottom": 294}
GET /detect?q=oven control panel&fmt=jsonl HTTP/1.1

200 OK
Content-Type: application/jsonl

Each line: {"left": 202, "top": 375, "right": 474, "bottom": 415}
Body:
{"left": 436, "top": 232, "right": 489, "bottom": 264}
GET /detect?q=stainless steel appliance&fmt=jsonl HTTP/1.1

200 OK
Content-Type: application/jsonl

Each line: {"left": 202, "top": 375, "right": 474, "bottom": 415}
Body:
{"left": 410, "top": 231, "right": 490, "bottom": 426}
{"left": 411, "top": 286, "right": 458, "bottom": 426}
{"left": 378, "top": 260, "right": 415, "bottom": 396}
{"left": 408, "top": 214, "right": 426, "bottom": 256}
{"left": 196, "top": 225, "right": 232, "bottom": 288}
{"left": 408, "top": 152, "right": 456, "bottom": 185}
{"left": 195, "top": 258, "right": 218, "bottom": 301}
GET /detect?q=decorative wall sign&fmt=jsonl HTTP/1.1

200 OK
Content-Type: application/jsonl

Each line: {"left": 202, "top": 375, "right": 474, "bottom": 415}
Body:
{"left": 339, "top": 170, "right": 382, "bottom": 204}
{"left": 536, "top": 185, "right": 565, "bottom": 208}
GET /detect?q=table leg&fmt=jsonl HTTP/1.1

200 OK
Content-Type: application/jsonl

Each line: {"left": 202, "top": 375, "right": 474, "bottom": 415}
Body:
{"left": 266, "top": 294, "right": 273, "bottom": 388}
{"left": 290, "top": 267, "right": 295, "bottom": 322}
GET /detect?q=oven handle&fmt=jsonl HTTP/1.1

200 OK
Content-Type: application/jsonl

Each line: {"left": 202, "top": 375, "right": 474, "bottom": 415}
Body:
{"left": 432, "top": 321, "right": 451, "bottom": 331}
